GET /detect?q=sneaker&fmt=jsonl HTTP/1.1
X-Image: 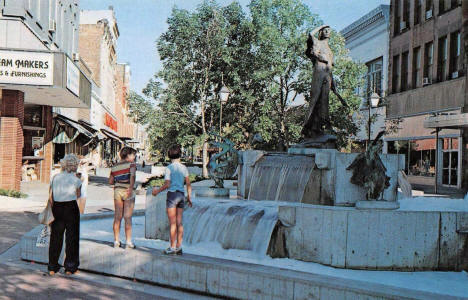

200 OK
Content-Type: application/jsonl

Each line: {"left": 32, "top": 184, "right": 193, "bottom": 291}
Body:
{"left": 176, "top": 247, "right": 183, "bottom": 255}
{"left": 48, "top": 271, "right": 56, "bottom": 276}
{"left": 126, "top": 241, "right": 136, "bottom": 249}
{"left": 114, "top": 241, "right": 121, "bottom": 248}
{"left": 164, "top": 247, "right": 177, "bottom": 255}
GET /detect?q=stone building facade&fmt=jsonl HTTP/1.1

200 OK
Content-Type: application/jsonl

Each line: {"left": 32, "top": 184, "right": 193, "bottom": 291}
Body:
{"left": 341, "top": 5, "right": 390, "bottom": 149}
{"left": 387, "top": 0, "right": 466, "bottom": 190}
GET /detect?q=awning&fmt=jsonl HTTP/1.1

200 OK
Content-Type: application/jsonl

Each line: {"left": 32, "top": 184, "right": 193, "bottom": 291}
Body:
{"left": 55, "top": 115, "right": 94, "bottom": 139}
{"left": 101, "top": 128, "right": 124, "bottom": 144}
{"left": 53, "top": 131, "right": 78, "bottom": 144}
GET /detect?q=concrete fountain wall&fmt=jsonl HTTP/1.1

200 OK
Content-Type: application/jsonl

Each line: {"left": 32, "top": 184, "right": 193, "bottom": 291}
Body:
{"left": 270, "top": 204, "right": 468, "bottom": 271}
{"left": 239, "top": 149, "right": 405, "bottom": 206}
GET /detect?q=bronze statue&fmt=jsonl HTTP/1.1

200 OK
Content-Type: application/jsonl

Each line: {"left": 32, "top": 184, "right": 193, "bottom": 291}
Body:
{"left": 347, "top": 131, "right": 390, "bottom": 200}
{"left": 207, "top": 133, "right": 239, "bottom": 188}
{"left": 302, "top": 25, "right": 347, "bottom": 140}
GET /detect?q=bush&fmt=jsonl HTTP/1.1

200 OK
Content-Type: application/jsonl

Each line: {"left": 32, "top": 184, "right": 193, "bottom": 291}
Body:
{"left": 142, "top": 174, "right": 204, "bottom": 188}
{"left": 0, "top": 189, "right": 27, "bottom": 198}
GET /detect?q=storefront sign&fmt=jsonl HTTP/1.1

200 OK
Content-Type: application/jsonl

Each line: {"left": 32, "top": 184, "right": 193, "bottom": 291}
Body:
{"left": 104, "top": 113, "right": 118, "bottom": 132}
{"left": 0, "top": 50, "right": 54, "bottom": 86}
{"left": 66, "top": 57, "right": 80, "bottom": 96}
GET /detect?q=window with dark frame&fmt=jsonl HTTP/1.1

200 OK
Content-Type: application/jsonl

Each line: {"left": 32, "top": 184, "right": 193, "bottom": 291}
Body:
{"left": 439, "top": 0, "right": 446, "bottom": 14}
{"left": 426, "top": 0, "right": 433, "bottom": 19}
{"left": 365, "top": 58, "right": 383, "bottom": 99}
{"left": 394, "top": 0, "right": 400, "bottom": 35}
{"left": 424, "top": 41, "right": 433, "bottom": 82}
{"left": 402, "top": 0, "right": 409, "bottom": 30}
{"left": 438, "top": 36, "right": 448, "bottom": 82}
{"left": 449, "top": 31, "right": 461, "bottom": 78}
{"left": 392, "top": 55, "right": 400, "bottom": 93}
{"left": 450, "top": 0, "right": 460, "bottom": 9}
{"left": 401, "top": 51, "right": 409, "bottom": 91}
{"left": 414, "top": 0, "right": 421, "bottom": 25}
{"left": 412, "top": 47, "right": 421, "bottom": 88}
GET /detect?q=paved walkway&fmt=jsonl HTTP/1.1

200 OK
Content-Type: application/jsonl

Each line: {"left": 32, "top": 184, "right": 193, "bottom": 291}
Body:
{"left": 0, "top": 173, "right": 218, "bottom": 300}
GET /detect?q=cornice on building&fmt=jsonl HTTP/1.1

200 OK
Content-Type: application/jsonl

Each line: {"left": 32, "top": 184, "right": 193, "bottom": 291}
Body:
{"left": 341, "top": 5, "right": 390, "bottom": 40}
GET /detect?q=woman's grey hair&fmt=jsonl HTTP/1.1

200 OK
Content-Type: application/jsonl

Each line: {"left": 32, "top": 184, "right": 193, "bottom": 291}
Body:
{"left": 60, "top": 154, "right": 80, "bottom": 173}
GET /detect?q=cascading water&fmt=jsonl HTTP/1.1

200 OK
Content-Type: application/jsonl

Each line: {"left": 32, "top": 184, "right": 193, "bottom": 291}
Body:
{"left": 248, "top": 154, "right": 316, "bottom": 202}
{"left": 183, "top": 199, "right": 278, "bottom": 255}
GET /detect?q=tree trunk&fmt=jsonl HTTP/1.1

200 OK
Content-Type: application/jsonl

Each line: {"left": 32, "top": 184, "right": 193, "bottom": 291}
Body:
{"left": 202, "top": 140, "right": 209, "bottom": 178}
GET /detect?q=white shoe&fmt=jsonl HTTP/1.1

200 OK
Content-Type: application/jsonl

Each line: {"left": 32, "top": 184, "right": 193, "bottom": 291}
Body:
{"left": 126, "top": 241, "right": 136, "bottom": 249}
{"left": 114, "top": 241, "right": 120, "bottom": 248}
{"left": 164, "top": 247, "right": 177, "bottom": 255}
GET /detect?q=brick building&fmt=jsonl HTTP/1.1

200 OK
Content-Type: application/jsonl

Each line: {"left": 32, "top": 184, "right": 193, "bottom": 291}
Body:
{"left": 387, "top": 0, "right": 466, "bottom": 191}
{"left": 0, "top": 0, "right": 91, "bottom": 191}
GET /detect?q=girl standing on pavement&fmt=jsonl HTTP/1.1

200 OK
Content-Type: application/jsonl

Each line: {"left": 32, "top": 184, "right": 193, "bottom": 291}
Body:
{"left": 152, "top": 145, "right": 192, "bottom": 255}
{"left": 48, "top": 154, "right": 82, "bottom": 276}
{"left": 109, "top": 147, "right": 137, "bottom": 249}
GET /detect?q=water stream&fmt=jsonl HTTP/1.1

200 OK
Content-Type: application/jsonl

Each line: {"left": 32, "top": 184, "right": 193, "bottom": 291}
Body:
{"left": 248, "top": 154, "right": 315, "bottom": 202}
{"left": 182, "top": 199, "right": 278, "bottom": 255}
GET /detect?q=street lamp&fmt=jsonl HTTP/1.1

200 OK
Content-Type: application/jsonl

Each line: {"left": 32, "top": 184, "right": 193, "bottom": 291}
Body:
{"left": 218, "top": 85, "right": 230, "bottom": 136}
{"left": 367, "top": 92, "right": 381, "bottom": 147}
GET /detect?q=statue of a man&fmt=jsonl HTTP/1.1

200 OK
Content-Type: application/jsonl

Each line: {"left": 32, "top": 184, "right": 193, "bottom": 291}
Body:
{"left": 302, "top": 25, "right": 347, "bottom": 139}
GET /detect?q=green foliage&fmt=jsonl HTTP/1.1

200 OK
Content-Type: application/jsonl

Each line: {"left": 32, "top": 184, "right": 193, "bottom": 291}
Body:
{"left": 142, "top": 173, "right": 204, "bottom": 188}
{"left": 128, "top": 0, "right": 365, "bottom": 153}
{"left": 0, "top": 189, "right": 27, "bottom": 198}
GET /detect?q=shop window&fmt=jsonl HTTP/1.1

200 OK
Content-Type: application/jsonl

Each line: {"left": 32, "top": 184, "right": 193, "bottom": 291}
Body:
{"left": 424, "top": 41, "right": 433, "bottom": 83}
{"left": 388, "top": 140, "right": 436, "bottom": 178}
{"left": 392, "top": 55, "right": 400, "bottom": 93}
{"left": 449, "top": 31, "right": 461, "bottom": 79}
{"left": 437, "top": 36, "right": 448, "bottom": 82}
{"left": 412, "top": 47, "right": 421, "bottom": 88}
{"left": 401, "top": 51, "right": 409, "bottom": 92}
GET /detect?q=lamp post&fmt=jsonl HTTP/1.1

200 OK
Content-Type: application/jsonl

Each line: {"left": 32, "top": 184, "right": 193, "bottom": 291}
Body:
{"left": 218, "top": 85, "right": 230, "bottom": 136}
{"left": 367, "top": 92, "right": 381, "bottom": 148}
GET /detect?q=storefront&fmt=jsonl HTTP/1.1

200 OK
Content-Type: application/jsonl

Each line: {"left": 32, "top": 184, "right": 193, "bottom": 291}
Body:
{"left": 385, "top": 112, "right": 462, "bottom": 189}
{"left": 0, "top": 49, "right": 91, "bottom": 190}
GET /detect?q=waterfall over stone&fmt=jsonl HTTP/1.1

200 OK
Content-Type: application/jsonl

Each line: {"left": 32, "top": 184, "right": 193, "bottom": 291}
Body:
{"left": 182, "top": 199, "right": 278, "bottom": 255}
{"left": 248, "top": 154, "right": 317, "bottom": 203}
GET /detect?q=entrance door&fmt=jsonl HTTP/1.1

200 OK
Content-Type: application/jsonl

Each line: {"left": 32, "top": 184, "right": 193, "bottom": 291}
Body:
{"left": 441, "top": 138, "right": 460, "bottom": 187}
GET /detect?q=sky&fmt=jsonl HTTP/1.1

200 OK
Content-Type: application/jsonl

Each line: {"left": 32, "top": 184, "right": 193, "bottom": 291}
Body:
{"left": 80, "top": 0, "right": 390, "bottom": 95}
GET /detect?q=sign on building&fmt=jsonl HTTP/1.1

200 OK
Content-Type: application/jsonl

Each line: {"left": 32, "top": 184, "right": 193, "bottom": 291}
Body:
{"left": 0, "top": 50, "right": 54, "bottom": 86}
{"left": 66, "top": 57, "right": 80, "bottom": 96}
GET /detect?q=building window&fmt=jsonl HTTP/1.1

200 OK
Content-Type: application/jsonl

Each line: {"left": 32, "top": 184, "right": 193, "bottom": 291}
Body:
{"left": 450, "top": 31, "right": 461, "bottom": 78}
{"left": 424, "top": 41, "right": 433, "bottom": 83}
{"left": 392, "top": 55, "right": 400, "bottom": 93}
{"left": 402, "top": 0, "right": 409, "bottom": 30}
{"left": 401, "top": 51, "right": 409, "bottom": 92}
{"left": 439, "top": 0, "right": 446, "bottom": 14}
{"left": 438, "top": 36, "right": 448, "bottom": 82}
{"left": 394, "top": 0, "right": 401, "bottom": 35}
{"left": 426, "top": 0, "right": 433, "bottom": 19}
{"left": 365, "top": 58, "right": 383, "bottom": 98}
{"left": 451, "top": 0, "right": 460, "bottom": 9}
{"left": 387, "top": 140, "right": 436, "bottom": 178}
{"left": 412, "top": 47, "right": 421, "bottom": 88}
{"left": 414, "top": 0, "right": 422, "bottom": 25}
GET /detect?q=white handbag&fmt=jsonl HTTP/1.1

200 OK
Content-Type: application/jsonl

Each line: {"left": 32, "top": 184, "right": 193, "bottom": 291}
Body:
{"left": 38, "top": 177, "right": 55, "bottom": 225}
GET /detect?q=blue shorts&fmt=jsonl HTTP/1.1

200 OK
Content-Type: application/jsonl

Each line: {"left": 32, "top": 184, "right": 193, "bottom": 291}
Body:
{"left": 166, "top": 191, "right": 185, "bottom": 209}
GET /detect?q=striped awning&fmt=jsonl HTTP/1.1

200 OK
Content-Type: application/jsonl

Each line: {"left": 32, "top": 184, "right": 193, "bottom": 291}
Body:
{"left": 52, "top": 131, "right": 79, "bottom": 144}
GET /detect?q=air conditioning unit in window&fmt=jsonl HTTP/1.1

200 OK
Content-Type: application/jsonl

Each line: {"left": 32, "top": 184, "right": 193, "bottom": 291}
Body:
{"left": 400, "top": 21, "right": 407, "bottom": 31}
{"left": 452, "top": 71, "right": 459, "bottom": 79}
{"left": 48, "top": 20, "right": 56, "bottom": 33}
{"left": 72, "top": 52, "right": 79, "bottom": 61}
{"left": 423, "top": 77, "right": 431, "bottom": 86}
{"left": 426, "top": 9, "right": 433, "bottom": 19}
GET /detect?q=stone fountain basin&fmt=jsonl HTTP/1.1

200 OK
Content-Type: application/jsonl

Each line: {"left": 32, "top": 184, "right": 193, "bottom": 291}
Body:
{"left": 146, "top": 190, "right": 468, "bottom": 272}
{"left": 20, "top": 211, "right": 468, "bottom": 299}
{"left": 272, "top": 202, "right": 468, "bottom": 271}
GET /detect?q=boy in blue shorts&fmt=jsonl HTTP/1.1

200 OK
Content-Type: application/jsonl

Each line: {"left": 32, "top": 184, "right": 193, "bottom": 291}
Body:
{"left": 152, "top": 145, "right": 192, "bottom": 254}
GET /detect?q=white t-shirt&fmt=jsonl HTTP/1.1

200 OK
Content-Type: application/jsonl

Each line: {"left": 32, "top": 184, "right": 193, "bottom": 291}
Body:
{"left": 165, "top": 161, "right": 189, "bottom": 193}
{"left": 51, "top": 172, "right": 82, "bottom": 202}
